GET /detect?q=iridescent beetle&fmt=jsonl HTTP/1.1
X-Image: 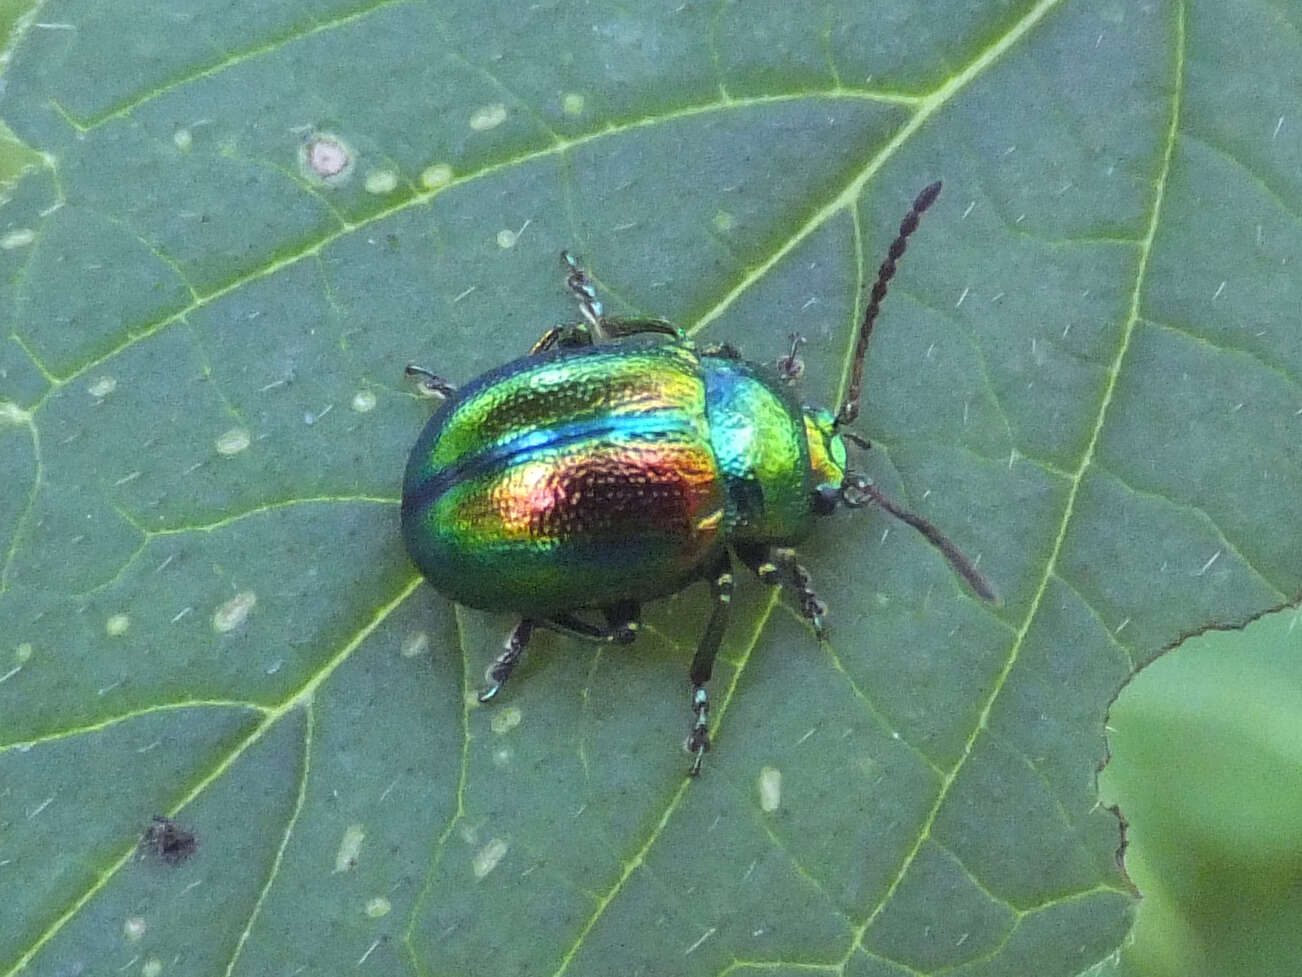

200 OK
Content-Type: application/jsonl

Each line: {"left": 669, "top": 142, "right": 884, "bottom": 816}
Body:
{"left": 402, "top": 182, "right": 995, "bottom": 774}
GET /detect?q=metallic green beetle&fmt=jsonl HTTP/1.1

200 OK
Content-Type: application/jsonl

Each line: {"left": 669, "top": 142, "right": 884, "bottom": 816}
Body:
{"left": 402, "top": 182, "right": 995, "bottom": 775}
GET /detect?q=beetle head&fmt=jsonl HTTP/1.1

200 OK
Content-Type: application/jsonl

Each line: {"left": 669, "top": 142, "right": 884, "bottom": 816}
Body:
{"left": 803, "top": 407, "right": 847, "bottom": 515}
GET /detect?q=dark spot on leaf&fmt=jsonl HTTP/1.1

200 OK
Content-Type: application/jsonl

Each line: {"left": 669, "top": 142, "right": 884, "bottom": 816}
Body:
{"left": 139, "top": 814, "right": 198, "bottom": 866}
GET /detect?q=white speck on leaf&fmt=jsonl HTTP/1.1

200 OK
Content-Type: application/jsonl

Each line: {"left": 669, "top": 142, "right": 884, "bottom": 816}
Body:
{"left": 758, "top": 767, "right": 782, "bottom": 812}
{"left": 421, "top": 163, "right": 453, "bottom": 189}
{"left": 684, "top": 927, "right": 716, "bottom": 956}
{"left": 334, "top": 824, "right": 365, "bottom": 872}
{"left": 400, "top": 630, "right": 430, "bottom": 657}
{"left": 215, "top": 428, "right": 250, "bottom": 455}
{"left": 491, "top": 706, "right": 522, "bottom": 734}
{"left": 364, "top": 169, "right": 398, "bottom": 195}
{"left": 212, "top": 591, "right": 256, "bottom": 632}
{"left": 473, "top": 838, "right": 509, "bottom": 879}
{"left": 469, "top": 103, "right": 507, "bottom": 131}
{"left": 1196, "top": 551, "right": 1222, "bottom": 576}
{"left": 88, "top": 376, "right": 117, "bottom": 398}
{"left": 0, "top": 229, "right": 34, "bottom": 249}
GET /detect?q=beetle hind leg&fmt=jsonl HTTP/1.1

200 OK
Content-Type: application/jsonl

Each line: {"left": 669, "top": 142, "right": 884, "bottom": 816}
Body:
{"left": 686, "top": 554, "right": 734, "bottom": 776}
{"left": 479, "top": 619, "right": 536, "bottom": 702}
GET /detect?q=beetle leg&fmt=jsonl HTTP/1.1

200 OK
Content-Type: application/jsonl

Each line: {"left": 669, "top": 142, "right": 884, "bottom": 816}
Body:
{"left": 776, "top": 333, "right": 806, "bottom": 384}
{"left": 479, "top": 619, "right": 536, "bottom": 702}
{"left": 686, "top": 554, "right": 734, "bottom": 776}
{"left": 735, "top": 545, "right": 782, "bottom": 587}
{"left": 542, "top": 603, "right": 640, "bottom": 645}
{"left": 404, "top": 364, "right": 457, "bottom": 399}
{"left": 700, "top": 342, "right": 743, "bottom": 359}
{"left": 603, "top": 600, "right": 642, "bottom": 643}
{"left": 529, "top": 322, "right": 593, "bottom": 355}
{"left": 542, "top": 613, "right": 612, "bottom": 641}
{"left": 780, "top": 551, "right": 829, "bottom": 639}
{"left": 600, "top": 317, "right": 687, "bottom": 342}
{"left": 560, "top": 250, "right": 606, "bottom": 331}
{"left": 736, "top": 544, "right": 828, "bottom": 640}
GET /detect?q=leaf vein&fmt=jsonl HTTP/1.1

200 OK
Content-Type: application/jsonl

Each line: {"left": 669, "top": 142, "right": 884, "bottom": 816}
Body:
{"left": 847, "top": 0, "right": 1185, "bottom": 960}
{"left": 65, "top": 0, "right": 419, "bottom": 131}
{"left": 222, "top": 703, "right": 314, "bottom": 977}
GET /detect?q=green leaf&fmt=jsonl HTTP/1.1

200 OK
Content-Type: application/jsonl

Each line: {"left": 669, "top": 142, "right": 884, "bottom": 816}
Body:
{"left": 1102, "top": 607, "right": 1302, "bottom": 977}
{"left": 0, "top": 1, "right": 1296, "bottom": 975}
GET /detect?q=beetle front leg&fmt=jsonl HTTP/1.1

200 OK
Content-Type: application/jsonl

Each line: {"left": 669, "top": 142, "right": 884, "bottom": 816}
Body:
{"left": 479, "top": 619, "right": 536, "bottom": 702}
{"left": 736, "top": 544, "right": 828, "bottom": 640}
{"left": 687, "top": 554, "right": 734, "bottom": 776}
{"left": 601, "top": 317, "right": 686, "bottom": 341}
{"left": 531, "top": 318, "right": 682, "bottom": 355}
{"left": 775, "top": 333, "right": 806, "bottom": 384}
{"left": 561, "top": 250, "right": 605, "bottom": 331}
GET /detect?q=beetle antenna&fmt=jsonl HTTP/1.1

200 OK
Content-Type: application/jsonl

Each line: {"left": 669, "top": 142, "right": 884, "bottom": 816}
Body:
{"left": 836, "top": 180, "right": 942, "bottom": 428}
{"left": 843, "top": 475, "right": 998, "bottom": 603}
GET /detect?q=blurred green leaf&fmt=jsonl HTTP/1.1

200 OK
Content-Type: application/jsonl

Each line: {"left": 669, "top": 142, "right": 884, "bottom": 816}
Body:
{"left": 0, "top": 1, "right": 1297, "bottom": 975}
{"left": 1103, "top": 607, "right": 1302, "bottom": 977}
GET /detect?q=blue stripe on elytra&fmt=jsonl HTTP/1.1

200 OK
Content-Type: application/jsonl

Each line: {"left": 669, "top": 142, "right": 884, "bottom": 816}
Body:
{"left": 404, "top": 411, "right": 703, "bottom": 514}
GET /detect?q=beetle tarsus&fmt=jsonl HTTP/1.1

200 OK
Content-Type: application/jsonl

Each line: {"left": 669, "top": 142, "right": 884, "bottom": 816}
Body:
{"left": 767, "top": 547, "right": 828, "bottom": 639}
{"left": 478, "top": 619, "right": 535, "bottom": 702}
{"left": 687, "top": 685, "right": 710, "bottom": 776}
{"left": 560, "top": 250, "right": 606, "bottom": 333}
{"left": 405, "top": 364, "right": 458, "bottom": 399}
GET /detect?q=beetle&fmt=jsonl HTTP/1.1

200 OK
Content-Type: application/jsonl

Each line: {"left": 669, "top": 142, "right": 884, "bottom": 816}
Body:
{"left": 401, "top": 181, "right": 995, "bottom": 775}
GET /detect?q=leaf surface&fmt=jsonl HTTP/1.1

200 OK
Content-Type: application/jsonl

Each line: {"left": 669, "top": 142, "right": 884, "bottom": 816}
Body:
{"left": 1, "top": 1, "right": 1298, "bottom": 975}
